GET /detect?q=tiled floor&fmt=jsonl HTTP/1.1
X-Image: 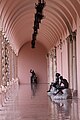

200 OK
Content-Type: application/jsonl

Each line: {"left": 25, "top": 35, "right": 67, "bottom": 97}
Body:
{"left": 0, "top": 83, "right": 80, "bottom": 120}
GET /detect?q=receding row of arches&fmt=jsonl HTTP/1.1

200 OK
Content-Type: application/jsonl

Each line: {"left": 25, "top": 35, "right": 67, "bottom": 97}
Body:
{"left": 0, "top": 0, "right": 80, "bottom": 53}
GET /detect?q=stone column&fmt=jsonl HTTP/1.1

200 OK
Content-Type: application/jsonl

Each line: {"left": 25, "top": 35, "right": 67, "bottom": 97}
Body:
{"left": 0, "top": 31, "right": 2, "bottom": 86}
{"left": 5, "top": 41, "right": 10, "bottom": 83}
{"left": 12, "top": 51, "right": 15, "bottom": 79}
{"left": 1, "top": 35, "right": 6, "bottom": 86}
{"left": 72, "top": 31, "right": 77, "bottom": 96}
{"left": 15, "top": 55, "right": 18, "bottom": 79}
{"left": 14, "top": 53, "right": 17, "bottom": 79}
{"left": 48, "top": 52, "right": 53, "bottom": 82}
{"left": 46, "top": 53, "right": 49, "bottom": 83}
{"left": 8, "top": 45, "right": 12, "bottom": 81}
{"left": 53, "top": 47, "right": 57, "bottom": 81}
{"left": 51, "top": 49, "right": 54, "bottom": 81}
{"left": 12, "top": 51, "right": 17, "bottom": 80}
{"left": 66, "top": 35, "right": 73, "bottom": 89}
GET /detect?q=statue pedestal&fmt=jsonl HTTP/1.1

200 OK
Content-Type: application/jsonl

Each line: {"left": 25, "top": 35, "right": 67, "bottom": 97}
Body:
{"left": 48, "top": 87, "right": 72, "bottom": 100}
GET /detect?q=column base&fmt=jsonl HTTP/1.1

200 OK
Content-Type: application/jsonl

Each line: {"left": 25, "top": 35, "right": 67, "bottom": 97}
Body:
{"left": 73, "top": 90, "right": 78, "bottom": 97}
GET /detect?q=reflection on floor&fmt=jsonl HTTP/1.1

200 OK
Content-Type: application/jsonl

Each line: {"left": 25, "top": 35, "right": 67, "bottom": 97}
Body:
{"left": 0, "top": 83, "right": 80, "bottom": 120}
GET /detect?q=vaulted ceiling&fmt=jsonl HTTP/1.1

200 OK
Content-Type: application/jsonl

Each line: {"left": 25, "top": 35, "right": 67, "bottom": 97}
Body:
{"left": 0, "top": 0, "right": 80, "bottom": 54}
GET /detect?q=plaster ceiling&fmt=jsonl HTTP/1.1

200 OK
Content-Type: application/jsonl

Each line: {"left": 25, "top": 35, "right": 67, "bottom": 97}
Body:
{"left": 0, "top": 0, "right": 80, "bottom": 54}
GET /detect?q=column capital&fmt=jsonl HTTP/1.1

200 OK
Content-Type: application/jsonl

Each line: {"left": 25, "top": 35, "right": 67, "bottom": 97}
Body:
{"left": 71, "top": 31, "right": 76, "bottom": 40}
{"left": 71, "top": 31, "right": 76, "bottom": 36}
{"left": 66, "top": 34, "right": 72, "bottom": 42}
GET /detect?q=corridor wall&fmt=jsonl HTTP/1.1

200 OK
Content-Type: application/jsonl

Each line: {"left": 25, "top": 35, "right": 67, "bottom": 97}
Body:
{"left": 18, "top": 42, "right": 47, "bottom": 84}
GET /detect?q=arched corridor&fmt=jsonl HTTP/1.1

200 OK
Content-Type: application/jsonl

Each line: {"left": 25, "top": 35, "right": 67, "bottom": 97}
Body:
{"left": 0, "top": 0, "right": 80, "bottom": 119}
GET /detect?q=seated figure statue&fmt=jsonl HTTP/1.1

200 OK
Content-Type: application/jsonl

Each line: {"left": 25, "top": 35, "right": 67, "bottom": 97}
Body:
{"left": 48, "top": 75, "right": 72, "bottom": 100}
{"left": 47, "top": 73, "right": 60, "bottom": 92}
{"left": 53, "top": 76, "right": 69, "bottom": 95}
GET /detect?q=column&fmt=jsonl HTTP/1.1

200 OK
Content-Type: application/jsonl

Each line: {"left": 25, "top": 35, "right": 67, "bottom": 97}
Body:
{"left": 51, "top": 49, "right": 54, "bottom": 81}
{"left": 72, "top": 31, "right": 77, "bottom": 96}
{"left": 5, "top": 41, "right": 10, "bottom": 83}
{"left": 53, "top": 47, "right": 57, "bottom": 81}
{"left": 12, "top": 51, "right": 17, "bottom": 80}
{"left": 8, "top": 45, "right": 12, "bottom": 81}
{"left": 48, "top": 52, "right": 53, "bottom": 82}
{"left": 66, "top": 35, "right": 73, "bottom": 89}
{"left": 46, "top": 53, "right": 49, "bottom": 83}
{"left": 2, "top": 35, "right": 7, "bottom": 86}
{"left": 0, "top": 31, "right": 2, "bottom": 86}
{"left": 15, "top": 55, "right": 18, "bottom": 79}
{"left": 14, "top": 53, "right": 16, "bottom": 79}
